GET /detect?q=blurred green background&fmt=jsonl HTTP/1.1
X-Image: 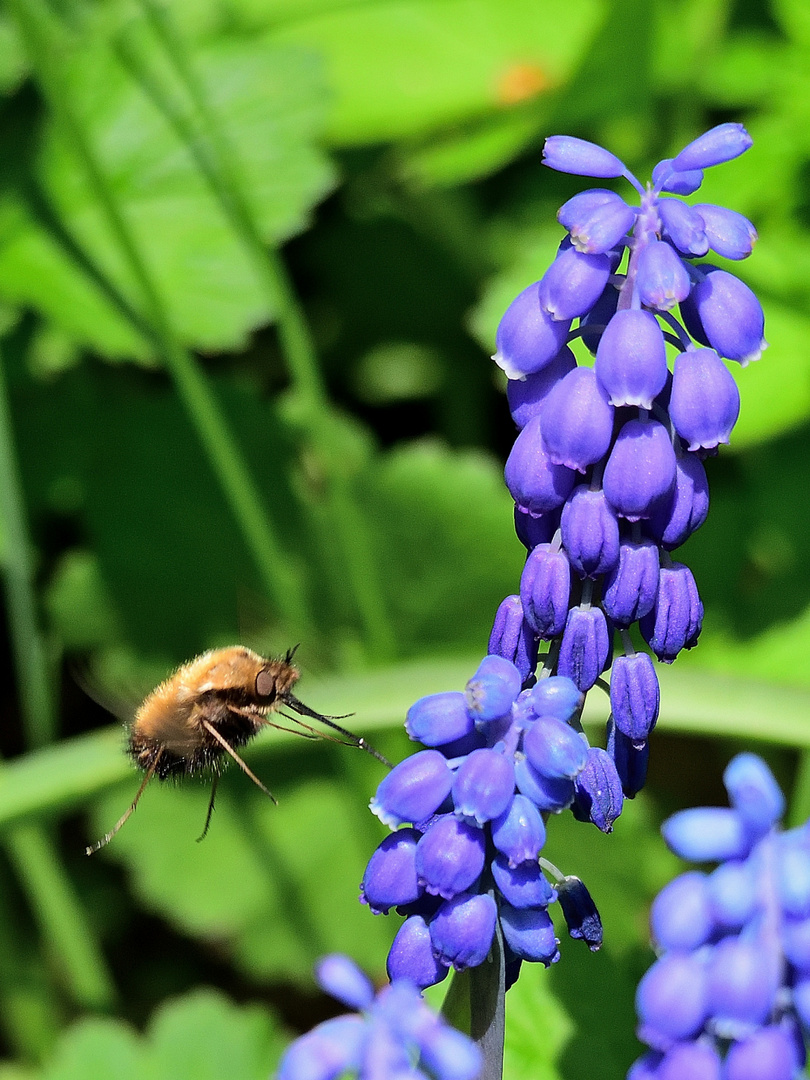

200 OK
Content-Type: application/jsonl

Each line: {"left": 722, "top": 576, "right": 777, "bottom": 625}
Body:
{"left": 0, "top": 0, "right": 807, "bottom": 1076}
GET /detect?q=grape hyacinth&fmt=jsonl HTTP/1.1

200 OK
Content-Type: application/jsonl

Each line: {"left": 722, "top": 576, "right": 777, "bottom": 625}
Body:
{"left": 275, "top": 954, "right": 481, "bottom": 1080}
{"left": 362, "top": 656, "right": 603, "bottom": 990}
{"left": 493, "top": 123, "right": 763, "bottom": 824}
{"left": 629, "top": 754, "right": 808, "bottom": 1080}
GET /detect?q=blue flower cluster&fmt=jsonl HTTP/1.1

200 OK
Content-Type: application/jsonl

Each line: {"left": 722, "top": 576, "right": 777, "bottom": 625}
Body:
{"left": 629, "top": 754, "right": 808, "bottom": 1080}
{"left": 362, "top": 656, "right": 602, "bottom": 989}
{"left": 275, "top": 954, "right": 481, "bottom": 1080}
{"left": 491, "top": 123, "right": 764, "bottom": 821}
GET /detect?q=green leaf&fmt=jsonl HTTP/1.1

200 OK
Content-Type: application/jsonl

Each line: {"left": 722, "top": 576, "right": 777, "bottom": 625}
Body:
{"left": 39, "top": 1019, "right": 143, "bottom": 1080}
{"left": 0, "top": 27, "right": 334, "bottom": 360}
{"left": 268, "top": 0, "right": 605, "bottom": 145}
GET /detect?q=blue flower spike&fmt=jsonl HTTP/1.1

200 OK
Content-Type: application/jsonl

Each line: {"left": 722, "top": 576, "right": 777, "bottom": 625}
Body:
{"left": 275, "top": 955, "right": 482, "bottom": 1080}
{"left": 629, "top": 754, "right": 810, "bottom": 1079}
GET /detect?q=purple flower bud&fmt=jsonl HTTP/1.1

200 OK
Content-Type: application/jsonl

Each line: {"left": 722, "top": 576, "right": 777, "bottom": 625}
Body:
{"left": 610, "top": 652, "right": 660, "bottom": 745}
{"left": 505, "top": 415, "right": 577, "bottom": 514}
{"left": 387, "top": 915, "right": 449, "bottom": 989}
{"left": 488, "top": 595, "right": 538, "bottom": 684}
{"left": 723, "top": 753, "right": 785, "bottom": 836}
{"left": 493, "top": 281, "right": 571, "bottom": 379}
{"left": 315, "top": 954, "right": 375, "bottom": 1011}
{"left": 650, "top": 871, "right": 713, "bottom": 952}
{"left": 429, "top": 891, "right": 497, "bottom": 970}
{"left": 707, "top": 937, "right": 777, "bottom": 1031}
{"left": 557, "top": 874, "right": 603, "bottom": 951}
{"left": 370, "top": 750, "right": 453, "bottom": 828}
{"left": 640, "top": 561, "right": 703, "bottom": 663}
{"left": 499, "top": 903, "right": 560, "bottom": 964}
{"left": 572, "top": 746, "right": 624, "bottom": 832}
{"left": 415, "top": 815, "right": 486, "bottom": 899}
{"left": 603, "top": 418, "right": 677, "bottom": 522}
{"left": 657, "top": 1042, "right": 721, "bottom": 1080}
{"left": 452, "top": 748, "right": 515, "bottom": 826}
{"left": 557, "top": 188, "right": 624, "bottom": 229}
{"left": 774, "top": 834, "right": 810, "bottom": 917}
{"left": 528, "top": 675, "right": 583, "bottom": 723}
{"left": 506, "top": 345, "right": 576, "bottom": 429}
{"left": 694, "top": 203, "right": 757, "bottom": 260}
{"left": 680, "top": 267, "right": 766, "bottom": 365}
{"left": 559, "top": 193, "right": 636, "bottom": 254}
{"left": 361, "top": 829, "right": 422, "bottom": 914}
{"left": 607, "top": 720, "right": 649, "bottom": 798}
{"left": 491, "top": 793, "right": 546, "bottom": 867}
{"left": 276, "top": 1015, "right": 365, "bottom": 1080}
{"left": 595, "top": 308, "right": 668, "bottom": 408}
{"left": 671, "top": 123, "right": 753, "bottom": 171}
{"left": 538, "top": 248, "right": 612, "bottom": 322}
{"left": 636, "top": 240, "right": 692, "bottom": 311}
{"left": 542, "top": 135, "right": 626, "bottom": 178}
{"left": 465, "top": 655, "right": 521, "bottom": 722}
{"left": 636, "top": 952, "right": 708, "bottom": 1049}
{"left": 514, "top": 755, "right": 575, "bottom": 811}
{"left": 706, "top": 860, "right": 757, "bottom": 929}
{"left": 417, "top": 1018, "right": 482, "bottom": 1080}
{"left": 647, "top": 452, "right": 709, "bottom": 550}
{"left": 579, "top": 282, "right": 621, "bottom": 353}
{"left": 662, "top": 807, "right": 750, "bottom": 862}
{"left": 491, "top": 853, "right": 555, "bottom": 908}
{"left": 560, "top": 485, "right": 620, "bottom": 578}
{"left": 519, "top": 542, "right": 571, "bottom": 639}
{"left": 541, "top": 367, "right": 615, "bottom": 472}
{"left": 723, "top": 1025, "right": 797, "bottom": 1080}
{"left": 557, "top": 604, "right": 611, "bottom": 692}
{"left": 602, "top": 539, "right": 660, "bottom": 625}
{"left": 522, "top": 714, "right": 588, "bottom": 779}
{"left": 653, "top": 159, "right": 704, "bottom": 196}
{"left": 669, "top": 347, "right": 740, "bottom": 451}
{"left": 657, "top": 198, "right": 709, "bottom": 255}
{"left": 513, "top": 505, "right": 558, "bottom": 550}
{"left": 406, "top": 692, "right": 474, "bottom": 747}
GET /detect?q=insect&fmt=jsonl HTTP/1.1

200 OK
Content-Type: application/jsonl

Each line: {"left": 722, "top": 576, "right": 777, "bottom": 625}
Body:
{"left": 86, "top": 645, "right": 389, "bottom": 855}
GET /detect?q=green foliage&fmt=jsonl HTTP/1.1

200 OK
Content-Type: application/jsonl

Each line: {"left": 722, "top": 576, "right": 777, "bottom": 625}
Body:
{"left": 0, "top": 0, "right": 807, "bottom": 1077}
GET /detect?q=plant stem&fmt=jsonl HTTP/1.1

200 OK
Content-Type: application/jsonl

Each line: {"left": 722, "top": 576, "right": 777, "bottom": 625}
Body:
{"left": 11, "top": 0, "right": 311, "bottom": 635}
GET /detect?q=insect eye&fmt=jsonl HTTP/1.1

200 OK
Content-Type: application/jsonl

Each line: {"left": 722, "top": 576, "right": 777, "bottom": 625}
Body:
{"left": 255, "top": 669, "right": 277, "bottom": 699}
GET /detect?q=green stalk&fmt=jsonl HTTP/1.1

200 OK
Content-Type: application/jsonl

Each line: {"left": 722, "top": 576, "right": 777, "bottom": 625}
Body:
{"left": 10, "top": 0, "right": 311, "bottom": 635}
{"left": 0, "top": 340, "right": 115, "bottom": 1009}
{"left": 123, "top": 0, "right": 395, "bottom": 660}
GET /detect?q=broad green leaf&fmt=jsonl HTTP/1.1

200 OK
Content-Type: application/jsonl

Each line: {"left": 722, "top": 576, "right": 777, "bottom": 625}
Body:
{"left": 39, "top": 1019, "right": 142, "bottom": 1080}
{"left": 269, "top": 0, "right": 605, "bottom": 145}
{"left": 0, "top": 28, "right": 334, "bottom": 361}
{"left": 502, "top": 968, "right": 572, "bottom": 1080}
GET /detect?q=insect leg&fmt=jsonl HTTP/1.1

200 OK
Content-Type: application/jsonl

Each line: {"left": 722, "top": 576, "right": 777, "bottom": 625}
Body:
{"left": 85, "top": 751, "right": 162, "bottom": 855}
{"left": 196, "top": 772, "right": 220, "bottom": 843}
{"left": 200, "top": 719, "right": 278, "bottom": 804}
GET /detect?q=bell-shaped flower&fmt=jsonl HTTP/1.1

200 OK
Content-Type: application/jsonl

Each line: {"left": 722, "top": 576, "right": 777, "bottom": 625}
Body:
{"left": 452, "top": 748, "right": 515, "bottom": 826}
{"left": 557, "top": 875, "right": 603, "bottom": 951}
{"left": 464, "top": 655, "right": 521, "bottom": 723}
{"left": 603, "top": 417, "right": 677, "bottom": 521}
{"left": 670, "top": 346, "right": 740, "bottom": 451}
{"left": 506, "top": 345, "right": 576, "bottom": 429}
{"left": 650, "top": 872, "right": 714, "bottom": 952}
{"left": 636, "top": 952, "right": 709, "bottom": 1049}
{"left": 671, "top": 122, "right": 753, "bottom": 171}
{"left": 499, "top": 903, "right": 560, "bottom": 965}
{"left": 636, "top": 240, "right": 692, "bottom": 311}
{"left": 520, "top": 542, "right": 571, "bottom": 639}
{"left": 528, "top": 675, "right": 583, "bottom": 723}
{"left": 523, "top": 714, "right": 588, "bottom": 780}
{"left": 488, "top": 594, "right": 538, "bottom": 683}
{"left": 429, "top": 891, "right": 497, "bottom": 970}
{"left": 662, "top": 807, "right": 750, "bottom": 863}
{"left": 542, "top": 135, "right": 626, "bottom": 177}
{"left": 706, "top": 860, "right": 757, "bottom": 930}
{"left": 608, "top": 720, "right": 650, "bottom": 798}
{"left": 602, "top": 539, "right": 660, "bottom": 625}
{"left": 572, "top": 746, "right": 624, "bottom": 832}
{"left": 514, "top": 755, "right": 575, "bottom": 812}
{"left": 580, "top": 282, "right": 621, "bottom": 353}
{"left": 276, "top": 1015, "right": 365, "bottom": 1080}
{"left": 315, "top": 954, "right": 375, "bottom": 1011}
{"left": 610, "top": 652, "right": 660, "bottom": 745}
{"left": 491, "top": 853, "right": 555, "bottom": 908}
{"left": 723, "top": 752, "right": 785, "bottom": 837}
{"left": 541, "top": 366, "right": 614, "bottom": 472}
{"left": 557, "top": 604, "right": 611, "bottom": 692}
{"left": 655, "top": 1042, "right": 721, "bottom": 1079}
{"left": 558, "top": 190, "right": 636, "bottom": 254}
{"left": 560, "top": 485, "right": 620, "bottom": 578}
{"left": 694, "top": 203, "right": 757, "bottom": 260}
{"left": 406, "top": 692, "right": 474, "bottom": 748}
{"left": 491, "top": 793, "right": 547, "bottom": 866}
{"left": 538, "top": 246, "right": 613, "bottom": 322}
{"left": 657, "top": 197, "right": 709, "bottom": 255}
{"left": 361, "top": 828, "right": 422, "bottom": 914}
{"left": 370, "top": 750, "right": 453, "bottom": 828}
{"left": 505, "top": 414, "right": 577, "bottom": 513}
{"left": 680, "top": 267, "right": 766, "bottom": 365}
{"left": 647, "top": 452, "right": 709, "bottom": 550}
{"left": 595, "top": 308, "right": 668, "bottom": 408}
{"left": 513, "top": 505, "right": 558, "bottom": 550}
{"left": 387, "top": 915, "right": 449, "bottom": 989}
{"left": 493, "top": 280, "right": 571, "bottom": 379}
{"left": 723, "top": 1025, "right": 799, "bottom": 1080}
{"left": 415, "top": 815, "right": 486, "bottom": 899}
{"left": 640, "top": 561, "right": 703, "bottom": 662}
{"left": 773, "top": 834, "right": 810, "bottom": 918}
{"left": 652, "top": 159, "right": 704, "bottom": 196}
{"left": 706, "top": 936, "right": 777, "bottom": 1031}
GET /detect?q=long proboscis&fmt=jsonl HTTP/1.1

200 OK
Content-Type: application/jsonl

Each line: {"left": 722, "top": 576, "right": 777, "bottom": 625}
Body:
{"left": 283, "top": 694, "right": 391, "bottom": 768}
